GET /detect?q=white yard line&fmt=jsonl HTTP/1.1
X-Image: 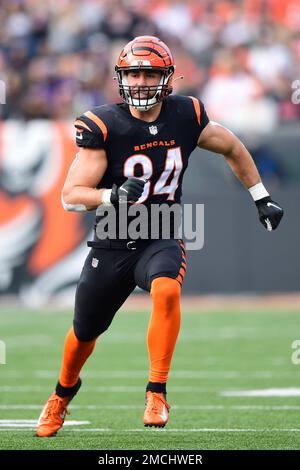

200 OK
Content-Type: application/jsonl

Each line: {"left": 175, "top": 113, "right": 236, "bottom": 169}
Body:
{"left": 35, "top": 428, "right": 300, "bottom": 433}
{"left": 3, "top": 386, "right": 300, "bottom": 395}
{"left": 221, "top": 388, "right": 300, "bottom": 397}
{"left": 0, "top": 427, "right": 300, "bottom": 433}
{"left": 0, "top": 386, "right": 214, "bottom": 392}
{"left": 1, "top": 369, "right": 297, "bottom": 379}
{"left": 33, "top": 370, "right": 300, "bottom": 379}
{"left": 0, "top": 420, "right": 89, "bottom": 428}
{"left": 2, "top": 404, "right": 300, "bottom": 411}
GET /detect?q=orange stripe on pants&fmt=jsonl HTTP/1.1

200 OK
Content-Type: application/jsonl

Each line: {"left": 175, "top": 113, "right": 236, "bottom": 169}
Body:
{"left": 148, "top": 277, "right": 181, "bottom": 383}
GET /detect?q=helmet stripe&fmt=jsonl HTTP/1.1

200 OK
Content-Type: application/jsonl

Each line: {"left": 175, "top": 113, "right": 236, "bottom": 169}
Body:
{"left": 132, "top": 46, "right": 165, "bottom": 59}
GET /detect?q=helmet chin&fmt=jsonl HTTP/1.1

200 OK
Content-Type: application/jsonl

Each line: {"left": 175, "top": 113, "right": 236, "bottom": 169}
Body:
{"left": 126, "top": 94, "right": 161, "bottom": 111}
{"left": 133, "top": 103, "right": 157, "bottom": 112}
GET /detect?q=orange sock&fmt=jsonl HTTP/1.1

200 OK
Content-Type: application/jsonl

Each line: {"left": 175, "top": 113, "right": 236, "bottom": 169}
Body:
{"left": 147, "top": 277, "right": 181, "bottom": 383}
{"left": 58, "top": 326, "right": 96, "bottom": 387}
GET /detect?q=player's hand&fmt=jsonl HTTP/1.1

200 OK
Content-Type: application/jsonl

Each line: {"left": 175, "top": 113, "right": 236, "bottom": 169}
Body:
{"left": 110, "top": 177, "right": 147, "bottom": 204}
{"left": 255, "top": 196, "right": 284, "bottom": 231}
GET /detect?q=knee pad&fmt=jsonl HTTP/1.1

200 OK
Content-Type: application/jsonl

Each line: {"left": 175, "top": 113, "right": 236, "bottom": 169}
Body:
{"left": 150, "top": 277, "right": 181, "bottom": 307}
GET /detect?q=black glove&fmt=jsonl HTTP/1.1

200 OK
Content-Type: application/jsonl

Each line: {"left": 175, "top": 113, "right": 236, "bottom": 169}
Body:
{"left": 255, "top": 196, "right": 284, "bottom": 231}
{"left": 110, "top": 177, "right": 147, "bottom": 205}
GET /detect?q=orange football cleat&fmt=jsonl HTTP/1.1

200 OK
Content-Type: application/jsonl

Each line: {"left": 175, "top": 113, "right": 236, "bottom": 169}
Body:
{"left": 36, "top": 392, "right": 72, "bottom": 437}
{"left": 143, "top": 391, "right": 170, "bottom": 428}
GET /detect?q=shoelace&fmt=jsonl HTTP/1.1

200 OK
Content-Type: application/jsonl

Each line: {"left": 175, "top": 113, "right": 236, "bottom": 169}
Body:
{"left": 44, "top": 396, "right": 70, "bottom": 421}
{"left": 147, "top": 393, "right": 165, "bottom": 413}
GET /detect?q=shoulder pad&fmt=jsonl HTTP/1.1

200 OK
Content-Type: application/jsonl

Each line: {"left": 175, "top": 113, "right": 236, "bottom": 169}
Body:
{"left": 168, "top": 95, "right": 209, "bottom": 130}
{"left": 188, "top": 96, "right": 209, "bottom": 130}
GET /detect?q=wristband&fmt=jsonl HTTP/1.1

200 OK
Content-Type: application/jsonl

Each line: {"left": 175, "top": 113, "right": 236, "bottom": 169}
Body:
{"left": 248, "top": 182, "right": 269, "bottom": 202}
{"left": 101, "top": 189, "right": 113, "bottom": 206}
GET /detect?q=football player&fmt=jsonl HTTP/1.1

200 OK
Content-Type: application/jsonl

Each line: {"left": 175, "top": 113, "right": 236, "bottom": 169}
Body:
{"left": 36, "top": 36, "right": 283, "bottom": 437}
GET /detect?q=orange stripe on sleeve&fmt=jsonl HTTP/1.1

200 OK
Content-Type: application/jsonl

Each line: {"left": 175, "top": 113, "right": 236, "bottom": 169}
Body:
{"left": 189, "top": 96, "right": 201, "bottom": 125}
{"left": 74, "top": 119, "right": 92, "bottom": 132}
{"left": 84, "top": 111, "right": 108, "bottom": 142}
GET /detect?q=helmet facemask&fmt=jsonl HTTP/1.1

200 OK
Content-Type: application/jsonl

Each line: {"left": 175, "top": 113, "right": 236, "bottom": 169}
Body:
{"left": 115, "top": 66, "right": 174, "bottom": 111}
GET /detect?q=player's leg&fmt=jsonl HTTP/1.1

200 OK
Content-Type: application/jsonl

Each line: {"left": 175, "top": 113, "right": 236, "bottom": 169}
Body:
{"left": 134, "top": 239, "right": 186, "bottom": 427}
{"left": 144, "top": 276, "right": 181, "bottom": 427}
{"left": 147, "top": 276, "right": 181, "bottom": 390}
{"left": 36, "top": 247, "right": 136, "bottom": 437}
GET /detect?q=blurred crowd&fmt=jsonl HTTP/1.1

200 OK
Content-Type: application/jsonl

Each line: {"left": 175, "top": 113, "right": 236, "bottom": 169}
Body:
{"left": 0, "top": 0, "right": 300, "bottom": 134}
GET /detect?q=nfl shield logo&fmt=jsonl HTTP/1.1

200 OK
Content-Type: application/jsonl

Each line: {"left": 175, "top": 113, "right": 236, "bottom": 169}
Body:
{"left": 149, "top": 125, "right": 158, "bottom": 135}
{"left": 91, "top": 257, "right": 99, "bottom": 268}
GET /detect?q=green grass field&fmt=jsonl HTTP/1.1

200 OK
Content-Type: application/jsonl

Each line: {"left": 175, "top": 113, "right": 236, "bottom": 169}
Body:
{"left": 0, "top": 306, "right": 300, "bottom": 450}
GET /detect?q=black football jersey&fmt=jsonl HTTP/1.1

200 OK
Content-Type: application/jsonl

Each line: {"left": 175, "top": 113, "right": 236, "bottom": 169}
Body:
{"left": 74, "top": 95, "right": 209, "bottom": 240}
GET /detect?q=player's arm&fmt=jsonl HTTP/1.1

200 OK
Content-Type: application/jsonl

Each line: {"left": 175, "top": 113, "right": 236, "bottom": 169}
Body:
{"left": 62, "top": 147, "right": 109, "bottom": 211}
{"left": 62, "top": 109, "right": 148, "bottom": 212}
{"left": 62, "top": 148, "right": 147, "bottom": 211}
{"left": 198, "top": 121, "right": 260, "bottom": 188}
{"left": 197, "top": 121, "right": 284, "bottom": 231}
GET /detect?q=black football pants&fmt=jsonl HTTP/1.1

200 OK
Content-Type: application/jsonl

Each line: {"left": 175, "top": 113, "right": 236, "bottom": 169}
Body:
{"left": 73, "top": 239, "right": 186, "bottom": 341}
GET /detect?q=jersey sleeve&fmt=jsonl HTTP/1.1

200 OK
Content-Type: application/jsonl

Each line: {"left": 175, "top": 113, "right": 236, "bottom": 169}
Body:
{"left": 74, "top": 109, "right": 108, "bottom": 149}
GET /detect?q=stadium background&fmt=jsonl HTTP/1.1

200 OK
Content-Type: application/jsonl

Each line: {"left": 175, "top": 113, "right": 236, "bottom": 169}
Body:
{"left": 0, "top": 0, "right": 299, "bottom": 302}
{"left": 0, "top": 0, "right": 300, "bottom": 452}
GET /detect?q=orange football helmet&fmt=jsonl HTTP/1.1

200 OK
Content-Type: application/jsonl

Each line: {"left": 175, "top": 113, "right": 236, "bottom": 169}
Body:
{"left": 115, "top": 36, "right": 175, "bottom": 111}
